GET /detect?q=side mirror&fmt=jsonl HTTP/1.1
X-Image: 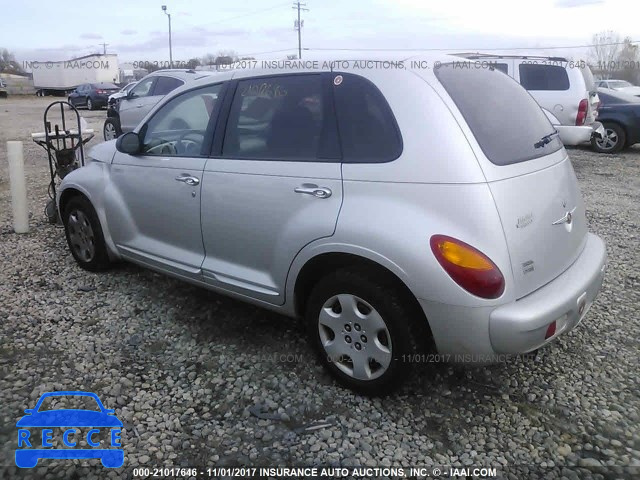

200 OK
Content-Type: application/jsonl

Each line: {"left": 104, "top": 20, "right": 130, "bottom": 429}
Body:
{"left": 116, "top": 132, "right": 142, "bottom": 154}
{"left": 127, "top": 89, "right": 136, "bottom": 99}
{"left": 24, "top": 409, "right": 34, "bottom": 414}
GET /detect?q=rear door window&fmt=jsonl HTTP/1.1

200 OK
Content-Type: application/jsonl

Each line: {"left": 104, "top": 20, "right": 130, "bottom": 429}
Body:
{"left": 153, "top": 76, "right": 185, "bottom": 96}
{"left": 332, "top": 73, "right": 402, "bottom": 162}
{"left": 436, "top": 64, "right": 562, "bottom": 165}
{"left": 518, "top": 64, "right": 570, "bottom": 91}
{"left": 222, "top": 74, "right": 328, "bottom": 160}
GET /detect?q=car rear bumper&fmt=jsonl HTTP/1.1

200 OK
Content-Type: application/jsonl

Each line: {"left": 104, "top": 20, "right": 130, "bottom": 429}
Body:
{"left": 417, "top": 233, "right": 606, "bottom": 362}
{"left": 489, "top": 233, "right": 606, "bottom": 354}
{"left": 556, "top": 122, "right": 604, "bottom": 145}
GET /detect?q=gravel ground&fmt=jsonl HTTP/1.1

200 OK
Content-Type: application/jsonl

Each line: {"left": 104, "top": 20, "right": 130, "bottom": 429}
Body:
{"left": 0, "top": 96, "right": 638, "bottom": 479}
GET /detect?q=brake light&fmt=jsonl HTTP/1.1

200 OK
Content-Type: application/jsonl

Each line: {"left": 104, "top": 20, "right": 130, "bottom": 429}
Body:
{"left": 430, "top": 235, "right": 505, "bottom": 299}
{"left": 576, "top": 99, "right": 588, "bottom": 126}
{"left": 97, "top": 90, "right": 105, "bottom": 94}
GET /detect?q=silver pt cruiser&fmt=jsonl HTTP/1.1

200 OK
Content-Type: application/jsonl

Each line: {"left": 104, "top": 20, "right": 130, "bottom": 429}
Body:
{"left": 58, "top": 55, "right": 607, "bottom": 395}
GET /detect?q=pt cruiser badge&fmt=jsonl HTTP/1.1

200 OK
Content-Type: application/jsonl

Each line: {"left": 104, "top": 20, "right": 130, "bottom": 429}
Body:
{"left": 552, "top": 207, "right": 577, "bottom": 226}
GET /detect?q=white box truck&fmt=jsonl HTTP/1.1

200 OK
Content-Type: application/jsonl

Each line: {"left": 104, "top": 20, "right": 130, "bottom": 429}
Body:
{"left": 32, "top": 54, "right": 119, "bottom": 96}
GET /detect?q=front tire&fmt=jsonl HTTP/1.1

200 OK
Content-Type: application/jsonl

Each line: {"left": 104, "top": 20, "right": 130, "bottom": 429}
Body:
{"left": 103, "top": 117, "right": 122, "bottom": 140}
{"left": 592, "top": 122, "right": 626, "bottom": 153}
{"left": 86, "top": 97, "right": 94, "bottom": 110}
{"left": 305, "top": 268, "right": 420, "bottom": 396}
{"left": 63, "top": 196, "right": 111, "bottom": 271}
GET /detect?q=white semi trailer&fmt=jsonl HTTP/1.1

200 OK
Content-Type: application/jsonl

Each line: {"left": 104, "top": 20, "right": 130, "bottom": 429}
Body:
{"left": 31, "top": 54, "right": 119, "bottom": 96}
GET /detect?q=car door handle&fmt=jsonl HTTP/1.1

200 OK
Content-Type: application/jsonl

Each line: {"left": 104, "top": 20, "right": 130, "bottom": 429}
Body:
{"left": 294, "top": 183, "right": 332, "bottom": 199}
{"left": 175, "top": 174, "right": 200, "bottom": 186}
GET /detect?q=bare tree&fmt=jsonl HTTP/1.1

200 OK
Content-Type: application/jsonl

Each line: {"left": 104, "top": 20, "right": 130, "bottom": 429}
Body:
{"left": 186, "top": 57, "right": 201, "bottom": 69}
{"left": 616, "top": 37, "right": 640, "bottom": 84}
{"left": 0, "top": 48, "right": 24, "bottom": 74}
{"left": 201, "top": 53, "right": 216, "bottom": 66}
{"left": 589, "top": 31, "right": 621, "bottom": 79}
{"left": 216, "top": 50, "right": 238, "bottom": 62}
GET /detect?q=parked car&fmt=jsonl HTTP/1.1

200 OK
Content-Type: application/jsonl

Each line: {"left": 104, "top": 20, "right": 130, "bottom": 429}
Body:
{"left": 107, "top": 81, "right": 138, "bottom": 105}
{"left": 596, "top": 79, "right": 640, "bottom": 96}
{"left": 68, "top": 83, "right": 120, "bottom": 110}
{"left": 591, "top": 88, "right": 640, "bottom": 153}
{"left": 58, "top": 56, "right": 606, "bottom": 395}
{"left": 456, "top": 54, "right": 604, "bottom": 146}
{"left": 0, "top": 78, "right": 7, "bottom": 97}
{"left": 103, "top": 70, "right": 210, "bottom": 141}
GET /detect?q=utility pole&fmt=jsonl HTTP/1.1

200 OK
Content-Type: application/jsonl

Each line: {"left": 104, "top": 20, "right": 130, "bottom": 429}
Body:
{"left": 99, "top": 43, "right": 109, "bottom": 55}
{"left": 292, "top": 2, "right": 308, "bottom": 59}
{"left": 162, "top": 5, "right": 173, "bottom": 68}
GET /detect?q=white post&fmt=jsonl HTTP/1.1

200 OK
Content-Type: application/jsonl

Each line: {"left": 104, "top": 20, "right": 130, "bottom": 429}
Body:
{"left": 6, "top": 141, "right": 30, "bottom": 234}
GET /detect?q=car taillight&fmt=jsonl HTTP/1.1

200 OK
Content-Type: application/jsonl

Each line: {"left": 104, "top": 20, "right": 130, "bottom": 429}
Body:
{"left": 576, "top": 98, "right": 588, "bottom": 126}
{"left": 430, "top": 235, "right": 505, "bottom": 299}
{"left": 545, "top": 321, "right": 556, "bottom": 339}
{"left": 97, "top": 89, "right": 105, "bottom": 94}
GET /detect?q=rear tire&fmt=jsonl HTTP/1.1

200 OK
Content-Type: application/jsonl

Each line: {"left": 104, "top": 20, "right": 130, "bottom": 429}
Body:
{"left": 304, "top": 268, "right": 420, "bottom": 396}
{"left": 63, "top": 196, "right": 111, "bottom": 271}
{"left": 592, "top": 122, "right": 625, "bottom": 153}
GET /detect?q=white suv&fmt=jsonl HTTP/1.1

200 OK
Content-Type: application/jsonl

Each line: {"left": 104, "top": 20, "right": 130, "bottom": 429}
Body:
{"left": 456, "top": 54, "right": 604, "bottom": 146}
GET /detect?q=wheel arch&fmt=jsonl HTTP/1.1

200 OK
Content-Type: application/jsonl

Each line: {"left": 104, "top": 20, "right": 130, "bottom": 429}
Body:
{"left": 58, "top": 182, "right": 120, "bottom": 261}
{"left": 58, "top": 187, "right": 89, "bottom": 216}
{"left": 601, "top": 119, "right": 630, "bottom": 145}
{"left": 291, "top": 251, "right": 433, "bottom": 348}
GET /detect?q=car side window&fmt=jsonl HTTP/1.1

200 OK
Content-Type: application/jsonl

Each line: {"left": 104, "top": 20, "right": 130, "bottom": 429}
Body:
{"left": 141, "top": 83, "right": 222, "bottom": 157}
{"left": 332, "top": 73, "right": 402, "bottom": 163}
{"left": 222, "top": 74, "right": 324, "bottom": 160}
{"left": 518, "top": 64, "right": 570, "bottom": 91}
{"left": 130, "top": 77, "right": 155, "bottom": 98}
{"left": 494, "top": 63, "right": 509, "bottom": 74}
{"left": 153, "top": 76, "right": 185, "bottom": 96}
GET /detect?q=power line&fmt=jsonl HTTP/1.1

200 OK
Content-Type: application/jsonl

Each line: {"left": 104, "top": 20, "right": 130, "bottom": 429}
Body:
{"left": 304, "top": 40, "right": 640, "bottom": 53}
{"left": 235, "top": 48, "right": 298, "bottom": 58}
{"left": 203, "top": 3, "right": 290, "bottom": 26}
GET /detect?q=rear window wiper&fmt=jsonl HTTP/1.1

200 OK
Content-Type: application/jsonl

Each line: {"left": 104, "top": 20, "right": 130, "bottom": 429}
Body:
{"left": 534, "top": 130, "right": 559, "bottom": 148}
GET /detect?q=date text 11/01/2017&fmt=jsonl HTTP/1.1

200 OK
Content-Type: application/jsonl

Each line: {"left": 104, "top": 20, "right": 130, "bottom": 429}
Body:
{"left": 132, "top": 467, "right": 499, "bottom": 478}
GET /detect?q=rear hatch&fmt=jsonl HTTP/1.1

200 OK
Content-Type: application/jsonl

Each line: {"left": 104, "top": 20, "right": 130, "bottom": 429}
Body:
{"left": 434, "top": 64, "right": 588, "bottom": 299}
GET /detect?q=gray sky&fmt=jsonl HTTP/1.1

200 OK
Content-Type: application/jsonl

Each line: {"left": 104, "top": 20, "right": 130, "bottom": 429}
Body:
{"left": 4, "top": 0, "right": 639, "bottom": 63}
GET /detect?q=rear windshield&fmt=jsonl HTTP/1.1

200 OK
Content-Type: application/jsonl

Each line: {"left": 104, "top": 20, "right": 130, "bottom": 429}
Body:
{"left": 435, "top": 64, "right": 563, "bottom": 165}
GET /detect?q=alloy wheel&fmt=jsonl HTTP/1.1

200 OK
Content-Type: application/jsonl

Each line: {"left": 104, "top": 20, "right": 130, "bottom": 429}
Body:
{"left": 67, "top": 209, "right": 96, "bottom": 262}
{"left": 104, "top": 122, "right": 117, "bottom": 140}
{"left": 596, "top": 127, "right": 619, "bottom": 151}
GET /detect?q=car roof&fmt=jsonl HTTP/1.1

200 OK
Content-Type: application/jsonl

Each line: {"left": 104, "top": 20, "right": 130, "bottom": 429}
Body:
{"left": 454, "top": 52, "right": 569, "bottom": 62}
{"left": 172, "top": 53, "right": 458, "bottom": 86}
{"left": 144, "top": 69, "right": 216, "bottom": 82}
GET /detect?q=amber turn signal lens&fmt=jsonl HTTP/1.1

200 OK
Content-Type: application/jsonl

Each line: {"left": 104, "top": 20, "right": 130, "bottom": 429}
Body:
{"left": 430, "top": 235, "right": 505, "bottom": 299}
